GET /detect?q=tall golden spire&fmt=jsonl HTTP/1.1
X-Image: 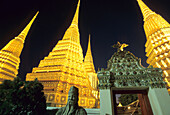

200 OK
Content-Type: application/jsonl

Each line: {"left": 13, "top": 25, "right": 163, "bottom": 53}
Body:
{"left": 17, "top": 11, "right": 39, "bottom": 41}
{"left": 137, "top": 0, "right": 156, "bottom": 21}
{"left": 84, "top": 35, "right": 95, "bottom": 73}
{"left": 62, "top": 0, "right": 80, "bottom": 43}
{"left": 0, "top": 12, "right": 38, "bottom": 82}
{"left": 137, "top": 0, "right": 170, "bottom": 38}
{"left": 71, "top": 0, "right": 80, "bottom": 26}
{"left": 137, "top": 0, "right": 170, "bottom": 92}
{"left": 84, "top": 35, "right": 98, "bottom": 92}
{"left": 2, "top": 11, "right": 39, "bottom": 57}
{"left": 26, "top": 1, "right": 99, "bottom": 108}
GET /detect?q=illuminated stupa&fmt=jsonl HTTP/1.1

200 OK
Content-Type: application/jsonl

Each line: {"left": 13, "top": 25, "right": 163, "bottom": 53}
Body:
{"left": 137, "top": 0, "right": 170, "bottom": 91}
{"left": 84, "top": 35, "right": 99, "bottom": 98}
{"left": 0, "top": 12, "right": 38, "bottom": 83}
{"left": 26, "top": 0, "right": 98, "bottom": 108}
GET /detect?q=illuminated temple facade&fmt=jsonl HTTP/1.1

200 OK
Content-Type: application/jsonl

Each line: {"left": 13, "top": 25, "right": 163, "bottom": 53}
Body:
{"left": 137, "top": 0, "right": 170, "bottom": 92}
{"left": 26, "top": 0, "right": 99, "bottom": 108}
{"left": 0, "top": 12, "right": 38, "bottom": 84}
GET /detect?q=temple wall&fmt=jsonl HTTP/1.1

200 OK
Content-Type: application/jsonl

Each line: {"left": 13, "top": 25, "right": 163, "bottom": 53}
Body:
{"left": 148, "top": 87, "right": 170, "bottom": 115}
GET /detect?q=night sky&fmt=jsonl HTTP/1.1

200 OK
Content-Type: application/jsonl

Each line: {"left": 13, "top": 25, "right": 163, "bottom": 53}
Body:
{"left": 0, "top": 0, "right": 170, "bottom": 80}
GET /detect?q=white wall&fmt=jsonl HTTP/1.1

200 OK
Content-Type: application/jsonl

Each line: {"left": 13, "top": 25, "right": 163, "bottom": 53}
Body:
{"left": 148, "top": 87, "right": 170, "bottom": 115}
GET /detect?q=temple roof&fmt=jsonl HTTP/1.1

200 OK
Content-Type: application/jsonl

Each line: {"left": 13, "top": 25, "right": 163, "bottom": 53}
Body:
{"left": 97, "top": 49, "right": 166, "bottom": 89}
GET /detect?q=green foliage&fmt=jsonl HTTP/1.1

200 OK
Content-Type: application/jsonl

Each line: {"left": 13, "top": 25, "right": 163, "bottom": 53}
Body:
{"left": 0, "top": 77, "right": 46, "bottom": 115}
{"left": 119, "top": 94, "right": 138, "bottom": 106}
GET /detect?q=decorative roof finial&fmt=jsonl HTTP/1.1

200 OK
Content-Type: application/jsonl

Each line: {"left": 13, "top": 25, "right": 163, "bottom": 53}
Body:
{"left": 112, "top": 42, "right": 128, "bottom": 52}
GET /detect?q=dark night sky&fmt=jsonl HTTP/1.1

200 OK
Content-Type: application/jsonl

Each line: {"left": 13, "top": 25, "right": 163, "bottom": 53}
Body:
{"left": 0, "top": 0, "right": 170, "bottom": 80}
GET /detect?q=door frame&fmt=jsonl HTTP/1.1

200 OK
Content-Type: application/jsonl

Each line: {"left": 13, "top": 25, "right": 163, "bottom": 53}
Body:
{"left": 111, "top": 87, "right": 153, "bottom": 115}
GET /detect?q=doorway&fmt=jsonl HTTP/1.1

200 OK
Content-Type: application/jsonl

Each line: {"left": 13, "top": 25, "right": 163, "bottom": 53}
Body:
{"left": 112, "top": 87, "right": 153, "bottom": 115}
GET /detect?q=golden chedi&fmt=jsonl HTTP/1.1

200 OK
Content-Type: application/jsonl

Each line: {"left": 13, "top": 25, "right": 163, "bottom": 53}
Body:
{"left": 0, "top": 12, "right": 38, "bottom": 84}
{"left": 26, "top": 0, "right": 98, "bottom": 108}
{"left": 137, "top": 0, "right": 170, "bottom": 92}
{"left": 84, "top": 35, "right": 99, "bottom": 99}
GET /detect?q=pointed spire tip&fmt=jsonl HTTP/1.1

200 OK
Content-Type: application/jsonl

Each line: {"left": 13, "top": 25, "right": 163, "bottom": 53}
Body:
{"left": 137, "top": 0, "right": 155, "bottom": 21}
{"left": 17, "top": 11, "right": 39, "bottom": 41}
{"left": 34, "top": 11, "right": 39, "bottom": 18}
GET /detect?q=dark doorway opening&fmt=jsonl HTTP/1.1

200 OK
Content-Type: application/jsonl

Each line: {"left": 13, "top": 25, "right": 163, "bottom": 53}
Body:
{"left": 112, "top": 87, "right": 153, "bottom": 115}
{"left": 116, "top": 93, "right": 139, "bottom": 114}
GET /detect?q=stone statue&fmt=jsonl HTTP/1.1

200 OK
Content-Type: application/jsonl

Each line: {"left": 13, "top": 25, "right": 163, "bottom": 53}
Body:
{"left": 56, "top": 86, "right": 87, "bottom": 115}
